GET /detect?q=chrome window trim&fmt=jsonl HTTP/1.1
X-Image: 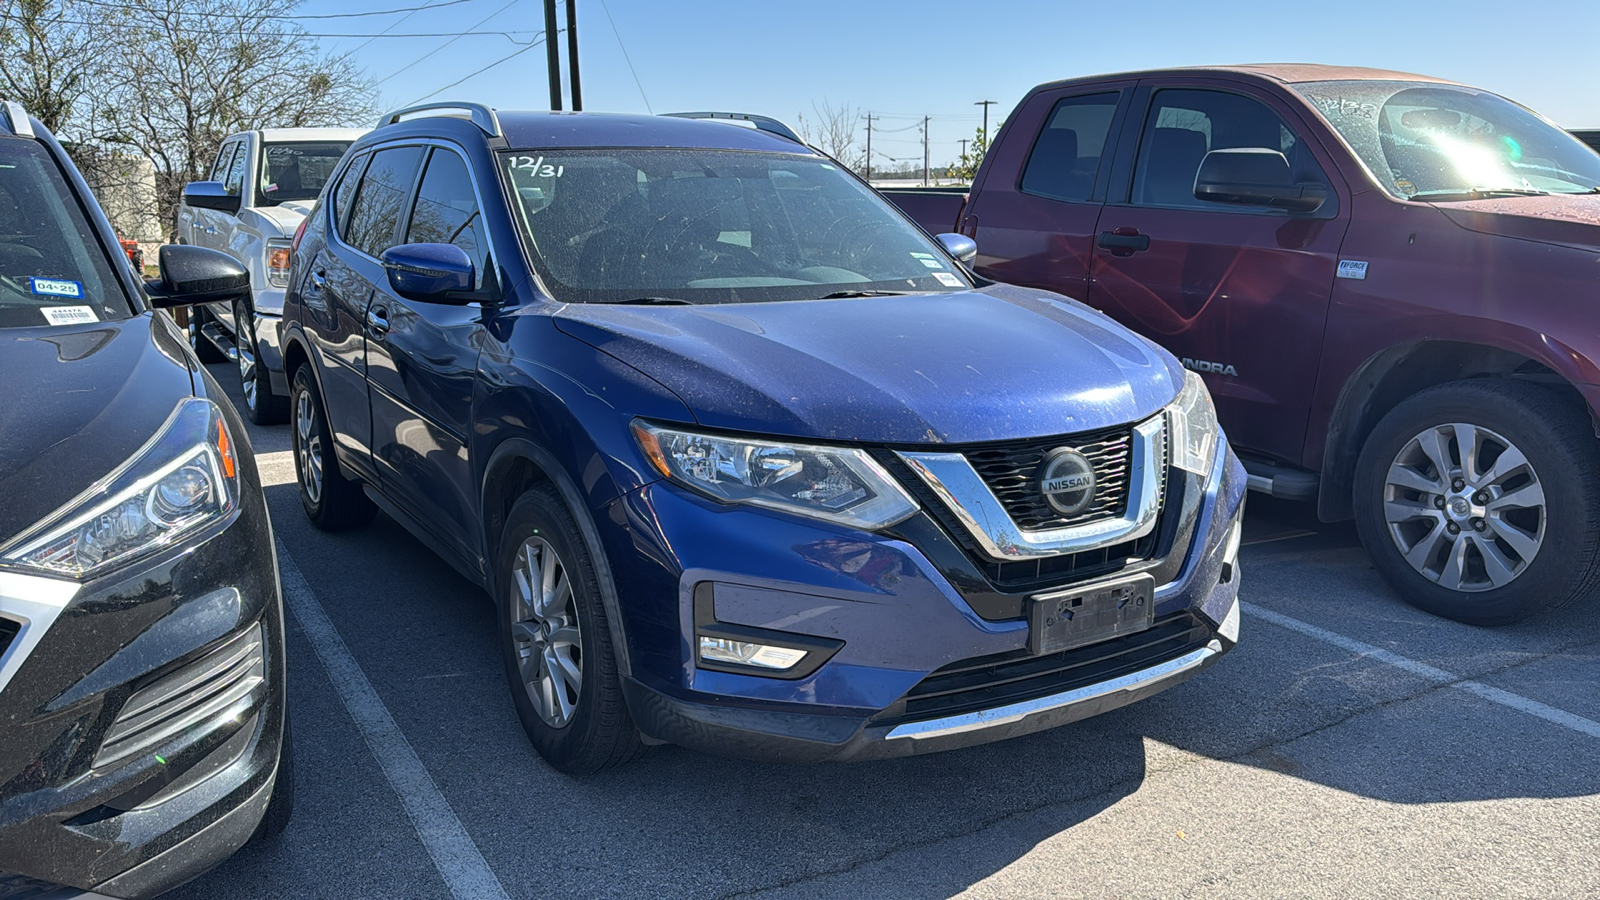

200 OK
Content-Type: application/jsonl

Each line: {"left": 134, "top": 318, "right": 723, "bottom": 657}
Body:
{"left": 0, "top": 570, "right": 81, "bottom": 695}
{"left": 886, "top": 639, "right": 1222, "bottom": 741}
{"left": 896, "top": 415, "right": 1166, "bottom": 561}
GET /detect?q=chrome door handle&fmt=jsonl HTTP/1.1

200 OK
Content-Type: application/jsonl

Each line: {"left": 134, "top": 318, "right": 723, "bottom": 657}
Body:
{"left": 309, "top": 268, "right": 327, "bottom": 289}
{"left": 366, "top": 306, "right": 390, "bottom": 336}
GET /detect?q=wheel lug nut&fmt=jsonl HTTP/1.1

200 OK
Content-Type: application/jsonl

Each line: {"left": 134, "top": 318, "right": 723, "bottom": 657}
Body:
{"left": 1434, "top": 496, "right": 1446, "bottom": 509}
{"left": 1447, "top": 523, "right": 1460, "bottom": 534}
{"left": 1452, "top": 479, "right": 1465, "bottom": 491}
{"left": 1474, "top": 492, "right": 1487, "bottom": 504}
{"left": 1473, "top": 519, "right": 1486, "bottom": 532}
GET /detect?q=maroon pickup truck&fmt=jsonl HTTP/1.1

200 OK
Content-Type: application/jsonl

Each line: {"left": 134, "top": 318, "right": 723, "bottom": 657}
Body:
{"left": 884, "top": 64, "right": 1600, "bottom": 625}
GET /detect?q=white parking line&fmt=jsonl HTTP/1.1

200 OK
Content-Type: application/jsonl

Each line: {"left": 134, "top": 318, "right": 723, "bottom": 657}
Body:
{"left": 276, "top": 542, "right": 510, "bottom": 900}
{"left": 1243, "top": 602, "right": 1600, "bottom": 740}
{"left": 255, "top": 450, "right": 295, "bottom": 488}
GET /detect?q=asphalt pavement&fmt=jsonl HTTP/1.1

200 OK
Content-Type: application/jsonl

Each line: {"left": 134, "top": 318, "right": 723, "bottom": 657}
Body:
{"left": 169, "top": 364, "right": 1600, "bottom": 899}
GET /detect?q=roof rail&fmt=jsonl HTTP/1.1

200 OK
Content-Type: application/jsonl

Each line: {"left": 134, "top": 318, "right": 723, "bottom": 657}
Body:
{"left": 1, "top": 101, "right": 35, "bottom": 138}
{"left": 377, "top": 101, "right": 500, "bottom": 138}
{"left": 662, "top": 112, "right": 807, "bottom": 147}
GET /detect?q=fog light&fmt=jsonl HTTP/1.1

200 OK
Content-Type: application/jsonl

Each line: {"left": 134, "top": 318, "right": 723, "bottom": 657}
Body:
{"left": 699, "top": 636, "right": 807, "bottom": 670}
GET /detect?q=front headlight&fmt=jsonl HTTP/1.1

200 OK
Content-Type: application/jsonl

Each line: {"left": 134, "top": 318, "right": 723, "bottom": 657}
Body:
{"left": 0, "top": 398, "right": 241, "bottom": 581}
{"left": 1168, "top": 370, "right": 1220, "bottom": 476}
{"left": 632, "top": 421, "right": 918, "bottom": 531}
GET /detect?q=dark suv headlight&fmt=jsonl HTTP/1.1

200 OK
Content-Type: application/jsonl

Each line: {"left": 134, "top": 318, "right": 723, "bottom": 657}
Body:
{"left": 0, "top": 398, "right": 240, "bottom": 581}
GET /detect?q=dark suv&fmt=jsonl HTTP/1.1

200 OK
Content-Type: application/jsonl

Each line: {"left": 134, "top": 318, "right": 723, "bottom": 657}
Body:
{"left": 281, "top": 103, "right": 1246, "bottom": 773}
{"left": 0, "top": 103, "right": 290, "bottom": 897}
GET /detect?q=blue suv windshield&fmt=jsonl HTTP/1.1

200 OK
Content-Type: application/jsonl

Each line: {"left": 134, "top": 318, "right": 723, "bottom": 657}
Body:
{"left": 500, "top": 149, "right": 971, "bottom": 304}
{"left": 0, "top": 140, "right": 128, "bottom": 329}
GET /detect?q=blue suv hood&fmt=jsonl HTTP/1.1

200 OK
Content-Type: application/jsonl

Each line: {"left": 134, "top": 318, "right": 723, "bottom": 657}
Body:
{"left": 553, "top": 284, "right": 1183, "bottom": 444}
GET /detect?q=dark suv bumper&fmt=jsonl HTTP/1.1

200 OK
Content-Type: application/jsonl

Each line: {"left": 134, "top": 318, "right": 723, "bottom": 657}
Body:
{"left": 0, "top": 481, "right": 285, "bottom": 898}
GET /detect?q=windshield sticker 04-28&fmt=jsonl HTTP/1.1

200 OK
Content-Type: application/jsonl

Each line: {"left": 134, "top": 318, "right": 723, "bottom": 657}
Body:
{"left": 30, "top": 277, "right": 83, "bottom": 298}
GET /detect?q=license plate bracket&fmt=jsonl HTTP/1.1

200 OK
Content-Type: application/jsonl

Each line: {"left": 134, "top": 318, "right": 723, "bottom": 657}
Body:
{"left": 1028, "top": 573, "right": 1156, "bottom": 655}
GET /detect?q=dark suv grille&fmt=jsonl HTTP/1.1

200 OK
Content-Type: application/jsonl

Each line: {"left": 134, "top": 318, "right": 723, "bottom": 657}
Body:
{"left": 966, "top": 424, "right": 1137, "bottom": 530}
{"left": 889, "top": 613, "right": 1210, "bottom": 723}
{"left": 0, "top": 618, "right": 18, "bottom": 663}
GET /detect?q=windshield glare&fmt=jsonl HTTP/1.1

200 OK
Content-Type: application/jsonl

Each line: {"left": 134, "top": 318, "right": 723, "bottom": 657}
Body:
{"left": 1295, "top": 80, "right": 1600, "bottom": 199}
{"left": 0, "top": 140, "right": 128, "bottom": 329}
{"left": 258, "top": 141, "right": 352, "bottom": 206}
{"left": 500, "top": 149, "right": 970, "bottom": 304}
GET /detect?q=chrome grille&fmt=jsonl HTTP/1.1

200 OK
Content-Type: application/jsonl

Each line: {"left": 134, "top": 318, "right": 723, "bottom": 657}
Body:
{"left": 964, "top": 421, "right": 1160, "bottom": 531}
{"left": 94, "top": 624, "right": 265, "bottom": 768}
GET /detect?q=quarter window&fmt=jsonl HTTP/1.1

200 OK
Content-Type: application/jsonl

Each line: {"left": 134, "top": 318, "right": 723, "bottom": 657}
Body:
{"left": 1131, "top": 89, "right": 1328, "bottom": 210}
{"left": 331, "top": 151, "right": 369, "bottom": 240}
{"left": 210, "top": 142, "right": 240, "bottom": 183}
{"left": 1020, "top": 93, "right": 1120, "bottom": 203}
{"left": 404, "top": 149, "right": 486, "bottom": 287}
{"left": 345, "top": 146, "right": 423, "bottom": 258}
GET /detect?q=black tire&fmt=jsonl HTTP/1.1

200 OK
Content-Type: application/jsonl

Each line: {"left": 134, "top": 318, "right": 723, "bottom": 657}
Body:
{"left": 250, "top": 711, "right": 295, "bottom": 843}
{"left": 1354, "top": 379, "right": 1600, "bottom": 625}
{"left": 236, "top": 299, "right": 289, "bottom": 425}
{"left": 497, "top": 486, "right": 645, "bottom": 775}
{"left": 289, "top": 365, "right": 375, "bottom": 531}
{"left": 188, "top": 306, "right": 227, "bottom": 364}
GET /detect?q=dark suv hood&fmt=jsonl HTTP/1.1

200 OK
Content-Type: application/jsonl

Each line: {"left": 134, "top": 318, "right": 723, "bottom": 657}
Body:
{"left": 554, "top": 285, "right": 1182, "bottom": 445}
{"left": 0, "top": 314, "right": 194, "bottom": 545}
{"left": 1435, "top": 193, "right": 1600, "bottom": 251}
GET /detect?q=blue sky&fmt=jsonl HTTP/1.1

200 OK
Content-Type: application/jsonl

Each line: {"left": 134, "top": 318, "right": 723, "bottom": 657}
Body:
{"left": 304, "top": 0, "right": 1600, "bottom": 167}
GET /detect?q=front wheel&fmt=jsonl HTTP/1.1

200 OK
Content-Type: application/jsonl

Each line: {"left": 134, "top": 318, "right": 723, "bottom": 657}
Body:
{"left": 236, "top": 300, "right": 288, "bottom": 425}
{"left": 497, "top": 486, "right": 644, "bottom": 774}
{"left": 1354, "top": 379, "right": 1600, "bottom": 625}
{"left": 290, "top": 365, "right": 375, "bottom": 531}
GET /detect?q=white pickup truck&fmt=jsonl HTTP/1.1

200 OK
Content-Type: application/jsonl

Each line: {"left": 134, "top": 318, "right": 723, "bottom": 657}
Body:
{"left": 178, "top": 127, "right": 365, "bottom": 422}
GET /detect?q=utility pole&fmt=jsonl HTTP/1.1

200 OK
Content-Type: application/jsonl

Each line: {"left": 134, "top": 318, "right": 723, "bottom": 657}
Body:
{"left": 565, "top": 0, "right": 581, "bottom": 110}
{"left": 543, "top": 0, "right": 562, "bottom": 110}
{"left": 863, "top": 113, "right": 874, "bottom": 181}
{"left": 975, "top": 99, "right": 996, "bottom": 144}
{"left": 922, "top": 115, "right": 929, "bottom": 187}
{"left": 958, "top": 138, "right": 968, "bottom": 159}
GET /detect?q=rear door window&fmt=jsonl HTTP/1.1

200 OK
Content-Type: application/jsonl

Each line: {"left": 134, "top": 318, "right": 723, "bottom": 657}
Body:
{"left": 344, "top": 146, "right": 423, "bottom": 259}
{"left": 1020, "top": 93, "right": 1120, "bottom": 202}
{"left": 404, "top": 149, "right": 486, "bottom": 287}
{"left": 1131, "top": 88, "right": 1329, "bottom": 210}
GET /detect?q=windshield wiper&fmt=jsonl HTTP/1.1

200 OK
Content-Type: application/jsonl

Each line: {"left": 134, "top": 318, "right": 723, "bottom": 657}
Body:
{"left": 590, "top": 296, "right": 695, "bottom": 305}
{"left": 1408, "top": 188, "right": 1549, "bottom": 202}
{"left": 815, "top": 290, "right": 911, "bottom": 299}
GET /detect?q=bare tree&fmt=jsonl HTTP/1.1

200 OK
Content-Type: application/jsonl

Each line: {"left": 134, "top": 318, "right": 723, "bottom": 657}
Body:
{"left": 796, "top": 100, "right": 865, "bottom": 171}
{"left": 0, "top": 0, "right": 122, "bottom": 133}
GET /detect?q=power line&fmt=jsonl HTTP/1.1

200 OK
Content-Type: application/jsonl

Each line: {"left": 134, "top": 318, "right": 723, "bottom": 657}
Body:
{"left": 597, "top": 0, "right": 650, "bottom": 114}
{"left": 404, "top": 35, "right": 545, "bottom": 106}
{"left": 0, "top": 12, "right": 536, "bottom": 38}
{"left": 371, "top": 0, "right": 521, "bottom": 86}
{"left": 68, "top": 0, "right": 479, "bottom": 19}
{"left": 345, "top": 0, "right": 455, "bottom": 54}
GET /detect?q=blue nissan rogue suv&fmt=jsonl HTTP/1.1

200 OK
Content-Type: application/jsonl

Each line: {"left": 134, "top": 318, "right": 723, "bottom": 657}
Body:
{"left": 281, "top": 103, "right": 1247, "bottom": 773}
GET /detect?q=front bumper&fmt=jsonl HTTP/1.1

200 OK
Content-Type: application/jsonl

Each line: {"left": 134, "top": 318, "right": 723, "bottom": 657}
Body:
{"left": 601, "top": 435, "right": 1247, "bottom": 762}
{"left": 0, "top": 457, "right": 284, "bottom": 897}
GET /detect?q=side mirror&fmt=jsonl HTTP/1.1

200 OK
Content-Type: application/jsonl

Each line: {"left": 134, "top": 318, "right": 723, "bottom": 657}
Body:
{"left": 145, "top": 244, "right": 250, "bottom": 308}
{"left": 382, "top": 243, "right": 475, "bottom": 304}
{"left": 183, "top": 181, "right": 242, "bottom": 215}
{"left": 1194, "top": 148, "right": 1326, "bottom": 213}
{"left": 936, "top": 232, "right": 977, "bottom": 265}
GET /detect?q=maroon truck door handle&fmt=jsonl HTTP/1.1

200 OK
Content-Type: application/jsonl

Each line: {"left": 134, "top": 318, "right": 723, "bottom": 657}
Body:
{"left": 1097, "top": 228, "right": 1150, "bottom": 256}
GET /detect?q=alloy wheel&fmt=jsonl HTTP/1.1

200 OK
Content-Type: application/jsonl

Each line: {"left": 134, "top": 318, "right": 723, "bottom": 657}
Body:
{"left": 1382, "top": 422, "right": 1545, "bottom": 592}
{"left": 294, "top": 388, "right": 323, "bottom": 505}
{"left": 509, "top": 536, "right": 583, "bottom": 728}
{"left": 237, "top": 311, "right": 258, "bottom": 411}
